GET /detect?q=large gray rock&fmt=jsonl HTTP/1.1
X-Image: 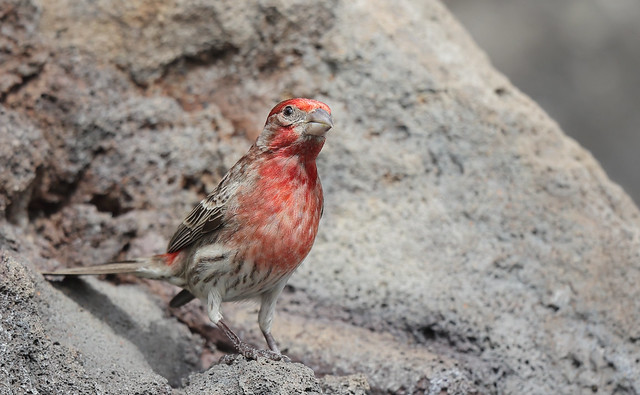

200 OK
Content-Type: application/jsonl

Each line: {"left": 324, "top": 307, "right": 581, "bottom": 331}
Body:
{"left": 1, "top": 0, "right": 639, "bottom": 393}
{"left": 0, "top": 252, "right": 175, "bottom": 394}
{"left": 449, "top": 0, "right": 640, "bottom": 205}
{"left": 184, "top": 357, "right": 369, "bottom": 395}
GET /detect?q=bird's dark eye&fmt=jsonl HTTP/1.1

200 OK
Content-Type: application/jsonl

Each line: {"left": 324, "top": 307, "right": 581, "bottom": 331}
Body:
{"left": 283, "top": 106, "right": 294, "bottom": 117}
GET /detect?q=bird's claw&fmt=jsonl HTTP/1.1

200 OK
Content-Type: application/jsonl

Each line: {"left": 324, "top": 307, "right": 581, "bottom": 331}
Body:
{"left": 219, "top": 343, "right": 290, "bottom": 364}
{"left": 218, "top": 353, "right": 242, "bottom": 365}
{"left": 238, "top": 342, "right": 291, "bottom": 362}
{"left": 253, "top": 349, "right": 290, "bottom": 362}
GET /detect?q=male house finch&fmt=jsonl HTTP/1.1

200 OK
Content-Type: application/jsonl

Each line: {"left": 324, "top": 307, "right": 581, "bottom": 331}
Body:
{"left": 43, "top": 98, "right": 333, "bottom": 361}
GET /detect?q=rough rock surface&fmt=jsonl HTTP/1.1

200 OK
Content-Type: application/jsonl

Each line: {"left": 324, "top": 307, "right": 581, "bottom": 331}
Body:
{"left": 2, "top": 0, "right": 639, "bottom": 394}
{"left": 449, "top": 0, "right": 640, "bottom": 205}
{"left": 184, "top": 357, "right": 369, "bottom": 395}
{"left": 0, "top": 252, "right": 175, "bottom": 394}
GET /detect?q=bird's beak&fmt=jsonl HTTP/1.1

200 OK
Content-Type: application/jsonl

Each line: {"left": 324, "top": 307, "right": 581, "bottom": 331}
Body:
{"left": 304, "top": 108, "right": 334, "bottom": 136}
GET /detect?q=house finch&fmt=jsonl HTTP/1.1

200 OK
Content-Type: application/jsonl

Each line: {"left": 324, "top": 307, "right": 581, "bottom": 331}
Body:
{"left": 43, "top": 98, "right": 333, "bottom": 361}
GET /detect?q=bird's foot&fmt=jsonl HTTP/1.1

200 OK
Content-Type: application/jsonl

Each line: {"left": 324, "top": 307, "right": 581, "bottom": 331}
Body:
{"left": 250, "top": 349, "right": 290, "bottom": 362}
{"left": 237, "top": 341, "right": 291, "bottom": 362}
{"left": 219, "top": 343, "right": 290, "bottom": 364}
{"left": 215, "top": 319, "right": 291, "bottom": 363}
{"left": 218, "top": 353, "right": 243, "bottom": 365}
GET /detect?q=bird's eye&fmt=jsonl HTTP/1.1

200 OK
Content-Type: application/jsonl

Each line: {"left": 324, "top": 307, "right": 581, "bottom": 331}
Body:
{"left": 283, "top": 106, "right": 294, "bottom": 117}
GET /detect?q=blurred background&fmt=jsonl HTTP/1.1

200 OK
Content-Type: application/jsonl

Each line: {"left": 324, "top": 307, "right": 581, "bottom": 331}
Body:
{"left": 448, "top": 0, "right": 640, "bottom": 205}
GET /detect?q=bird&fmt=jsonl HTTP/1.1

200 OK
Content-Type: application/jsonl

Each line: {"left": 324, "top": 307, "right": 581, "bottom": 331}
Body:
{"left": 42, "top": 98, "right": 333, "bottom": 361}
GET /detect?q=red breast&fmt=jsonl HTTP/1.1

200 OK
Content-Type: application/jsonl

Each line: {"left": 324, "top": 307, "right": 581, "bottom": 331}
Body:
{"left": 230, "top": 154, "right": 323, "bottom": 273}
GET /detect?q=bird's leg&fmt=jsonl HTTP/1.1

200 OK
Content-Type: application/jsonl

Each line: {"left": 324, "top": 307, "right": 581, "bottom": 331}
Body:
{"left": 258, "top": 281, "right": 290, "bottom": 359}
{"left": 263, "top": 331, "right": 280, "bottom": 354}
{"left": 208, "top": 289, "right": 287, "bottom": 362}
{"left": 217, "top": 319, "right": 288, "bottom": 362}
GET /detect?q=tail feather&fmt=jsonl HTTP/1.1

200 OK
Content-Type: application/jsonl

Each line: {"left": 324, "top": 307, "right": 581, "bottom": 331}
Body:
{"left": 169, "top": 289, "right": 196, "bottom": 308}
{"left": 41, "top": 259, "right": 149, "bottom": 276}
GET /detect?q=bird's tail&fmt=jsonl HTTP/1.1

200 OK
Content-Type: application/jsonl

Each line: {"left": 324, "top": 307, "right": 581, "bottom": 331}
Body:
{"left": 41, "top": 254, "right": 175, "bottom": 279}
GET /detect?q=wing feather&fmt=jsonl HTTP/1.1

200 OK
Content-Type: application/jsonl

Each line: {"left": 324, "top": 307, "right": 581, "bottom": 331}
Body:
{"left": 167, "top": 151, "right": 254, "bottom": 253}
{"left": 167, "top": 175, "right": 236, "bottom": 253}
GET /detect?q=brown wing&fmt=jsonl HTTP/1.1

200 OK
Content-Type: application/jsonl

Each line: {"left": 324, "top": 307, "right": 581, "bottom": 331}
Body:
{"left": 167, "top": 148, "right": 255, "bottom": 253}
{"left": 167, "top": 181, "right": 233, "bottom": 253}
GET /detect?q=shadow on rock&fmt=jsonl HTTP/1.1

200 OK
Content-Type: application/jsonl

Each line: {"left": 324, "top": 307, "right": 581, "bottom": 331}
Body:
{"left": 52, "top": 277, "right": 198, "bottom": 387}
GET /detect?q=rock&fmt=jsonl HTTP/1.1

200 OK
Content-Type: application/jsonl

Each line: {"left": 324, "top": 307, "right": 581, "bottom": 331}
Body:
{"left": 223, "top": 305, "right": 478, "bottom": 394}
{"left": 319, "top": 374, "right": 370, "bottom": 395}
{"left": 0, "top": 0, "right": 47, "bottom": 99}
{"left": 448, "top": 0, "right": 640, "bottom": 204}
{"left": 43, "top": 274, "right": 203, "bottom": 388}
{"left": 184, "top": 356, "right": 365, "bottom": 395}
{"left": 1, "top": 0, "right": 639, "bottom": 394}
{"left": 0, "top": 107, "right": 50, "bottom": 226}
{"left": 0, "top": 251, "right": 174, "bottom": 394}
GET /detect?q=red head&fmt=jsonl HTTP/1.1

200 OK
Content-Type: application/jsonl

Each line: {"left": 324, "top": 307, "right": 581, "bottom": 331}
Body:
{"left": 267, "top": 98, "right": 331, "bottom": 118}
{"left": 257, "top": 98, "right": 333, "bottom": 158}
